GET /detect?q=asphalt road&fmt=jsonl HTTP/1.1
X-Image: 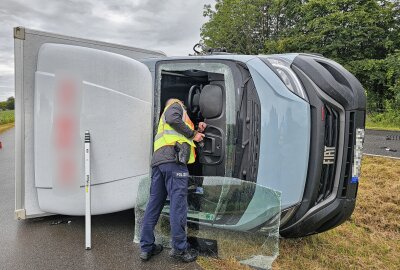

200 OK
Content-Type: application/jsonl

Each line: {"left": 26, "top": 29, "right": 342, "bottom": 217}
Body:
{"left": 0, "top": 128, "right": 201, "bottom": 270}
{"left": 363, "top": 129, "right": 400, "bottom": 158}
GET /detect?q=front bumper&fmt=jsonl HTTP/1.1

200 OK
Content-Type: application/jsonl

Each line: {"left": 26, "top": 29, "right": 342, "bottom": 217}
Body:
{"left": 282, "top": 197, "right": 356, "bottom": 237}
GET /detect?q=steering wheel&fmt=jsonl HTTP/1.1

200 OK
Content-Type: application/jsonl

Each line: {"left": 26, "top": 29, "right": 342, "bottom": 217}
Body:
{"left": 187, "top": 85, "right": 201, "bottom": 114}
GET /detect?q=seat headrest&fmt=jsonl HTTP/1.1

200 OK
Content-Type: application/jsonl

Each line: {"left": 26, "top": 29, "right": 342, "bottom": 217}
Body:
{"left": 192, "top": 92, "right": 200, "bottom": 107}
{"left": 199, "top": 84, "right": 223, "bottom": 119}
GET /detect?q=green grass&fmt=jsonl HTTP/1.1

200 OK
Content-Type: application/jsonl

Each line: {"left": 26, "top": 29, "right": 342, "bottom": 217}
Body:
{"left": 366, "top": 112, "right": 400, "bottom": 131}
{"left": 198, "top": 156, "right": 400, "bottom": 270}
{"left": 0, "top": 110, "right": 14, "bottom": 125}
{"left": 273, "top": 156, "right": 400, "bottom": 270}
{"left": 0, "top": 110, "right": 15, "bottom": 133}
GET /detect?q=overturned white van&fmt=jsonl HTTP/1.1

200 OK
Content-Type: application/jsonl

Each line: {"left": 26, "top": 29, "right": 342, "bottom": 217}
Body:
{"left": 14, "top": 27, "right": 366, "bottom": 238}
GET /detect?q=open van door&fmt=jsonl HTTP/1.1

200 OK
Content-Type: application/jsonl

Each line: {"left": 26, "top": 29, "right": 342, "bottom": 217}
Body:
{"left": 14, "top": 27, "right": 164, "bottom": 219}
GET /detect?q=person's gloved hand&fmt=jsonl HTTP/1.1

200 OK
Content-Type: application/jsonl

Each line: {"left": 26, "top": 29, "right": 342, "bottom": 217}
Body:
{"left": 193, "top": 132, "right": 205, "bottom": 142}
{"left": 198, "top": 122, "right": 207, "bottom": 132}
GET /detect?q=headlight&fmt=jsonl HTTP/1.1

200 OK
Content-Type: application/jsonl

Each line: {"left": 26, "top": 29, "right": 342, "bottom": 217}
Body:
{"left": 260, "top": 57, "right": 309, "bottom": 101}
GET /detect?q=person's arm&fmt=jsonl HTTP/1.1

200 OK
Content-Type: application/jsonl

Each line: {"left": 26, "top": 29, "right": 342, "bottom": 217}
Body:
{"left": 164, "top": 103, "right": 195, "bottom": 139}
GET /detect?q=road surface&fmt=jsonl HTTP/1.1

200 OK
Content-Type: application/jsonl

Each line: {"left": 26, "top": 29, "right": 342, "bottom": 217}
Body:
{"left": 363, "top": 129, "right": 400, "bottom": 159}
{"left": 0, "top": 128, "right": 200, "bottom": 270}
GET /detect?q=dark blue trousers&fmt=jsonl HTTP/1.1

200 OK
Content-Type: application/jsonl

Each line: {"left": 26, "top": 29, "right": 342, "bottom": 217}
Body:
{"left": 140, "top": 162, "right": 189, "bottom": 253}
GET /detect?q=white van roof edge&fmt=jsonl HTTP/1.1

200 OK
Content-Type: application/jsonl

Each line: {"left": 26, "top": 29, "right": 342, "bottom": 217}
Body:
{"left": 14, "top": 26, "right": 167, "bottom": 57}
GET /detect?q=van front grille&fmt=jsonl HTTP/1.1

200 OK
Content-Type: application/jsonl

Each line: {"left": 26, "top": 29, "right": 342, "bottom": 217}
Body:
{"left": 315, "top": 105, "right": 339, "bottom": 204}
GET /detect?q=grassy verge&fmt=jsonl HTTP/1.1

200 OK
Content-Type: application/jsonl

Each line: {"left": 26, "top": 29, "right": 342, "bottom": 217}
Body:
{"left": 0, "top": 110, "right": 15, "bottom": 134}
{"left": 198, "top": 156, "right": 400, "bottom": 269}
{"left": 0, "top": 110, "right": 15, "bottom": 125}
{"left": 366, "top": 113, "right": 400, "bottom": 131}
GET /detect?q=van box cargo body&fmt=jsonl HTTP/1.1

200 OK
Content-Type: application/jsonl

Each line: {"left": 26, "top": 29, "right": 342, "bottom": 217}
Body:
{"left": 14, "top": 27, "right": 164, "bottom": 218}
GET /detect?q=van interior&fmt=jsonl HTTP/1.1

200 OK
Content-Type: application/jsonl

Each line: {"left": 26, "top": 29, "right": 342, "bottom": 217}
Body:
{"left": 158, "top": 68, "right": 227, "bottom": 178}
{"left": 156, "top": 63, "right": 264, "bottom": 225}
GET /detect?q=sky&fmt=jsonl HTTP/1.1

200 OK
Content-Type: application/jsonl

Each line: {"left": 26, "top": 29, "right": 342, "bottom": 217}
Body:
{"left": 0, "top": 0, "right": 212, "bottom": 101}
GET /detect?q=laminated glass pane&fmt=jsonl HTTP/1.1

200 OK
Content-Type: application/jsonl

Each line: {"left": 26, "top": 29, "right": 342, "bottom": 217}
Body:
{"left": 134, "top": 176, "right": 281, "bottom": 269}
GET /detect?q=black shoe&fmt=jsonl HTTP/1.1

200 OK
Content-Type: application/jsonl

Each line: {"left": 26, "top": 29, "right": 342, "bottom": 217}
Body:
{"left": 169, "top": 248, "right": 199, "bottom": 263}
{"left": 140, "top": 244, "right": 163, "bottom": 261}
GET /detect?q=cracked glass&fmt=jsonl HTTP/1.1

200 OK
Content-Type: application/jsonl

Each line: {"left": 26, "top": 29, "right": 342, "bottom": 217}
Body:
{"left": 134, "top": 176, "right": 281, "bottom": 269}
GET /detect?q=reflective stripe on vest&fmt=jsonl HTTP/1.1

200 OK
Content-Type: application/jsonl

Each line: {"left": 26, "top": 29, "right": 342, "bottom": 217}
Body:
{"left": 153, "top": 100, "right": 196, "bottom": 164}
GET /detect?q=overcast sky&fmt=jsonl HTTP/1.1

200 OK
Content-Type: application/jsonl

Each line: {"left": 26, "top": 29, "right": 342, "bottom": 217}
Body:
{"left": 0, "top": 0, "right": 212, "bottom": 101}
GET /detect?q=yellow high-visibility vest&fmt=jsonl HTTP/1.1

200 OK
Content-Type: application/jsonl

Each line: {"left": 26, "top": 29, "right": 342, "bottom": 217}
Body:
{"left": 153, "top": 99, "right": 196, "bottom": 164}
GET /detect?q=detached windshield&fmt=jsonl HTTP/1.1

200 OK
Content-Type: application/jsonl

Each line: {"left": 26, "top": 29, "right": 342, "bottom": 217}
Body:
{"left": 134, "top": 175, "right": 281, "bottom": 269}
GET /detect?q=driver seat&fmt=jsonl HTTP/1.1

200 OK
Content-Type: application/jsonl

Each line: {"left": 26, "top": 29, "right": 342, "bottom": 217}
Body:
{"left": 199, "top": 84, "right": 223, "bottom": 119}
{"left": 198, "top": 81, "right": 225, "bottom": 176}
{"left": 186, "top": 84, "right": 202, "bottom": 119}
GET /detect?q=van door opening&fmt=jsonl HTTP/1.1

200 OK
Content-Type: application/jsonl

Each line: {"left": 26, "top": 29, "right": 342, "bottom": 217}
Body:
{"left": 155, "top": 62, "right": 238, "bottom": 178}
{"left": 154, "top": 60, "right": 261, "bottom": 180}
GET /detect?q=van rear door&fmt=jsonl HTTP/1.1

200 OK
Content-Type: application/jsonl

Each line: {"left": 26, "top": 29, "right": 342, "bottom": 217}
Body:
{"left": 14, "top": 27, "right": 163, "bottom": 219}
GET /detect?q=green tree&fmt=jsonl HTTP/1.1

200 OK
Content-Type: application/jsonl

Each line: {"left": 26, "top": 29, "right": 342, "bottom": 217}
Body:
{"left": 201, "top": 0, "right": 400, "bottom": 114}
{"left": 385, "top": 52, "right": 400, "bottom": 110}
{"left": 346, "top": 58, "right": 388, "bottom": 111}
{"left": 6, "top": 97, "right": 14, "bottom": 110}
{"left": 201, "top": 0, "right": 265, "bottom": 54}
{"left": 268, "top": 0, "right": 400, "bottom": 63}
{"left": 347, "top": 52, "right": 400, "bottom": 110}
{"left": 201, "top": 0, "right": 304, "bottom": 54}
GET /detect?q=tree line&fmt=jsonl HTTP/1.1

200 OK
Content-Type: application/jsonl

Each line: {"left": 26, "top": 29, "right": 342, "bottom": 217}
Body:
{"left": 0, "top": 97, "right": 15, "bottom": 111}
{"left": 201, "top": 0, "right": 400, "bottom": 115}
